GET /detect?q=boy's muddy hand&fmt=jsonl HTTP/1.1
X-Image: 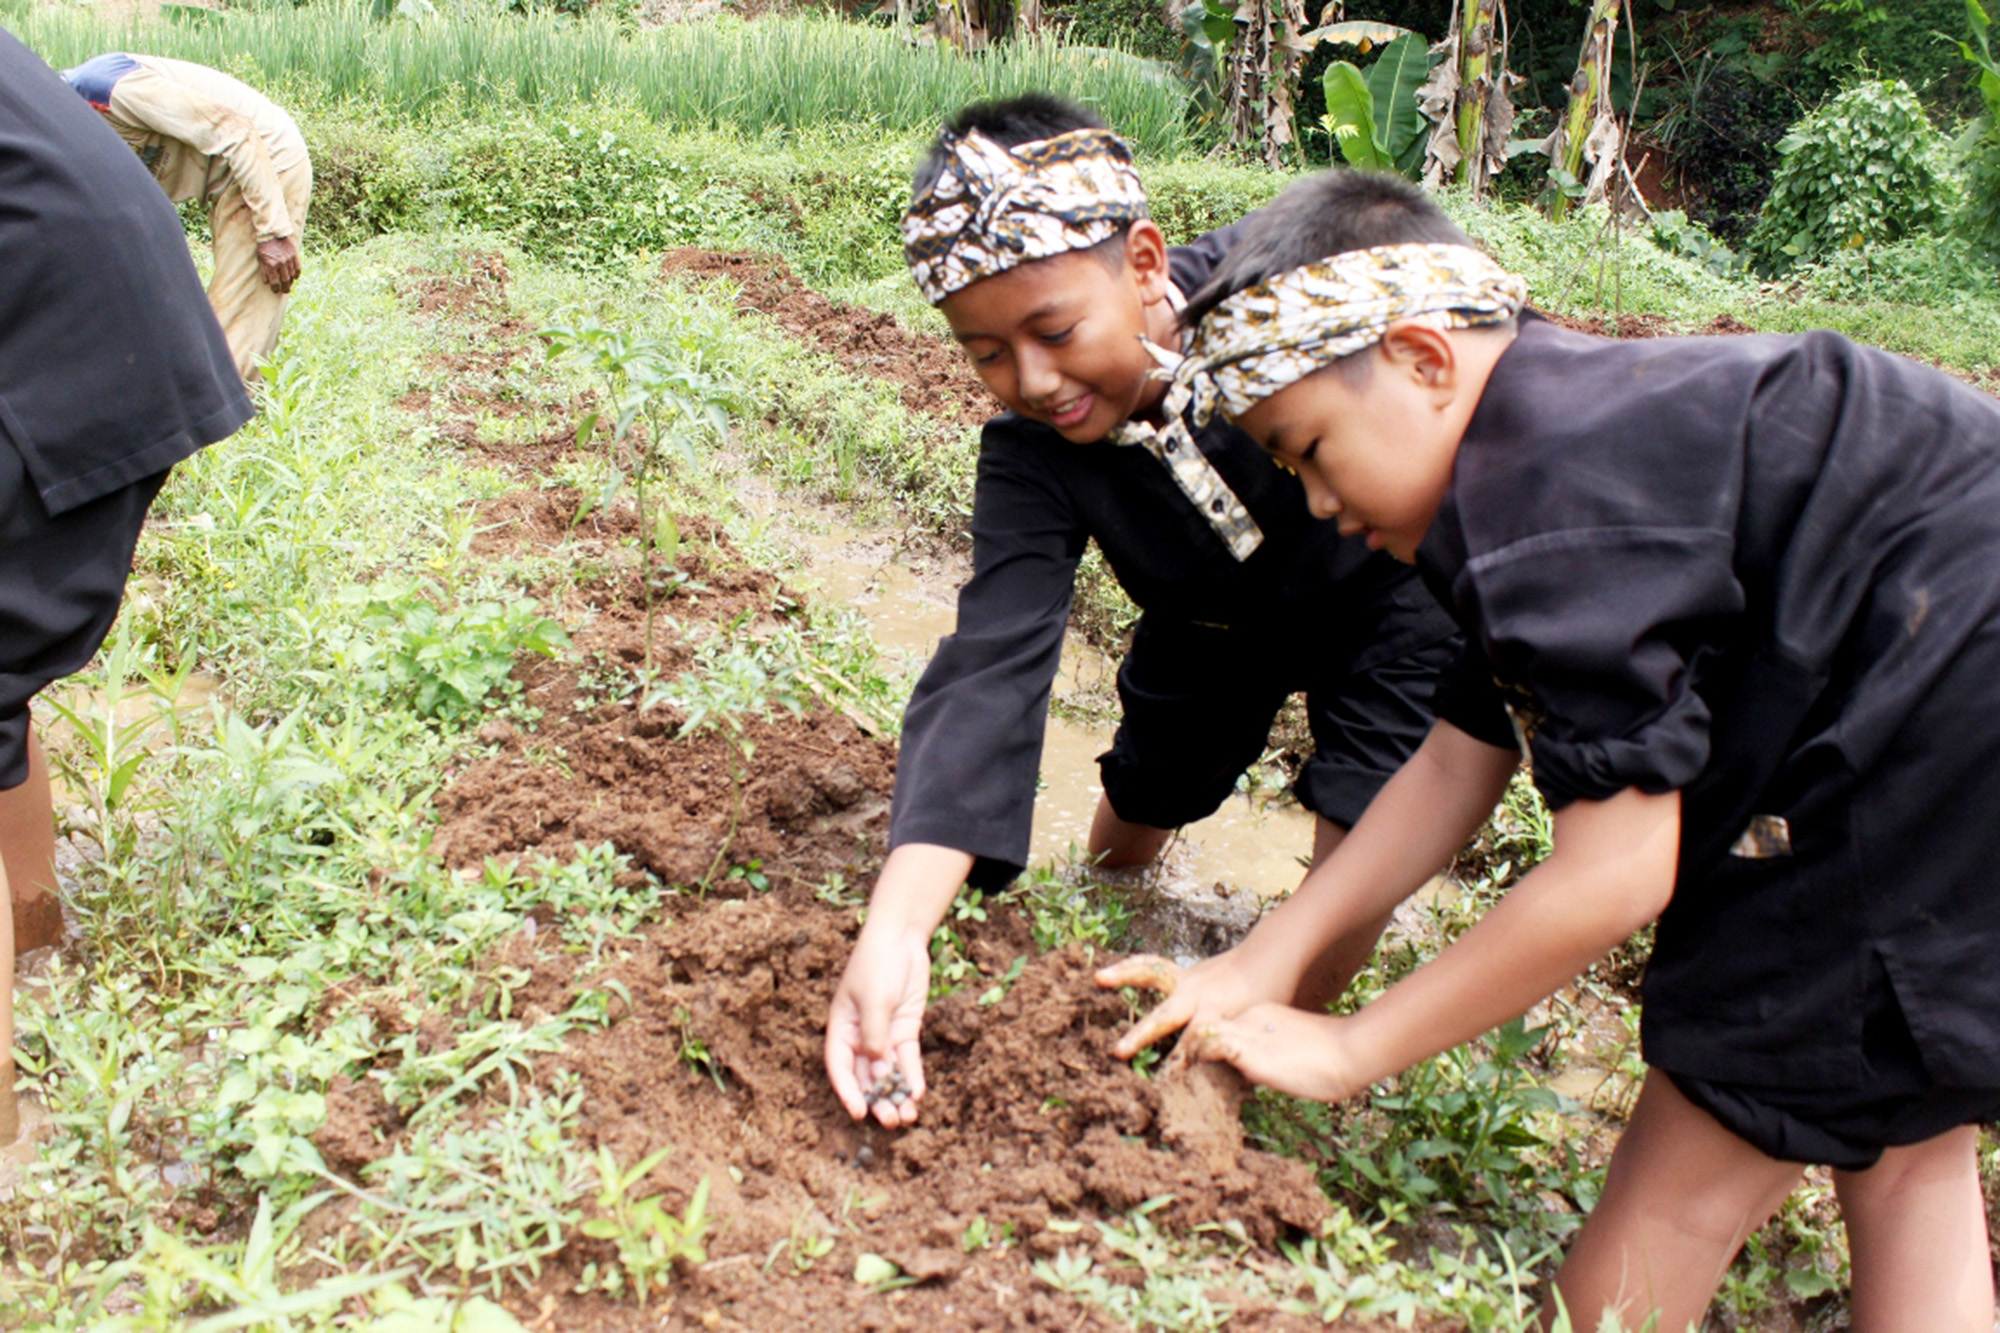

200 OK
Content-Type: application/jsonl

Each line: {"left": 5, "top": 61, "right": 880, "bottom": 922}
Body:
{"left": 825, "top": 922, "right": 930, "bottom": 1128}
{"left": 1182, "top": 1003, "right": 1364, "bottom": 1103}
{"left": 1096, "top": 950, "right": 1282, "bottom": 1066}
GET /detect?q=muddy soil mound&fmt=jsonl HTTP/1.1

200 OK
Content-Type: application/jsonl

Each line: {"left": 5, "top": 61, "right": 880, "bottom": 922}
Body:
{"left": 318, "top": 890, "right": 1344, "bottom": 1331}
{"left": 1540, "top": 310, "right": 1754, "bottom": 339}
{"left": 431, "top": 704, "right": 892, "bottom": 892}
{"left": 659, "top": 249, "right": 993, "bottom": 433}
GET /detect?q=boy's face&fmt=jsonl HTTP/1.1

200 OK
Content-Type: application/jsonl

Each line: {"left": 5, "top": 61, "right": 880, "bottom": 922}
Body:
{"left": 1233, "top": 324, "right": 1474, "bottom": 563}
{"left": 937, "top": 221, "right": 1175, "bottom": 444}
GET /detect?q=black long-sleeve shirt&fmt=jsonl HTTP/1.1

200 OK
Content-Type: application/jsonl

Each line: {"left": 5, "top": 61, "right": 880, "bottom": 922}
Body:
{"left": 890, "top": 230, "right": 1426, "bottom": 887}
{"left": 1423, "top": 318, "right": 2000, "bottom": 1088}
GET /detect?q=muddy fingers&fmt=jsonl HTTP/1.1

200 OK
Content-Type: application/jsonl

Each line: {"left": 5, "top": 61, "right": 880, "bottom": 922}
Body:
{"left": 1095, "top": 953, "right": 1181, "bottom": 995}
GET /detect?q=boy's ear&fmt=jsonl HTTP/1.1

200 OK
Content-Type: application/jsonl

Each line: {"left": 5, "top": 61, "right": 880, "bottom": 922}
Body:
{"left": 1378, "top": 321, "right": 1459, "bottom": 395}
{"left": 1125, "top": 219, "right": 1172, "bottom": 303}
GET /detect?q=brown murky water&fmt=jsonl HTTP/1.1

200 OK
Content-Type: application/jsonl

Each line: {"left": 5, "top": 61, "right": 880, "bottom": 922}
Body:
{"left": 764, "top": 486, "right": 1322, "bottom": 908}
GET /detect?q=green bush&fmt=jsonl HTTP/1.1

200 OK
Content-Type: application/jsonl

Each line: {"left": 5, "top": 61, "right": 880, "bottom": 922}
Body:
{"left": 1960, "top": 122, "right": 2000, "bottom": 260}
{"left": 1746, "top": 78, "right": 1956, "bottom": 273}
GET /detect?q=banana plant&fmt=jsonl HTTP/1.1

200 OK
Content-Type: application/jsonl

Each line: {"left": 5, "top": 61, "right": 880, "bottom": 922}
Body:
{"left": 1417, "top": 0, "right": 1521, "bottom": 196}
{"left": 1320, "top": 29, "right": 1433, "bottom": 176}
{"left": 1545, "top": 0, "right": 1624, "bottom": 221}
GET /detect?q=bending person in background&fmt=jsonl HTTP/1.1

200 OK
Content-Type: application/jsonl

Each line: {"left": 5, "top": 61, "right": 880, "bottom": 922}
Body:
{"left": 2, "top": 31, "right": 251, "bottom": 1143}
{"left": 62, "top": 52, "right": 312, "bottom": 381}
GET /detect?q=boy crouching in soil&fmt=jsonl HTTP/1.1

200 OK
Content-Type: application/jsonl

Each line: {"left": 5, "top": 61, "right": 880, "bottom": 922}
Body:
{"left": 824, "top": 95, "right": 1461, "bottom": 1127}
{"left": 1106, "top": 169, "right": 2000, "bottom": 1332}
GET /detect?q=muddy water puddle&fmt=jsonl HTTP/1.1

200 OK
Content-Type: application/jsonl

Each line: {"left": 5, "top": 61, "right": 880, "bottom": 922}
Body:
{"left": 742, "top": 476, "right": 1320, "bottom": 918}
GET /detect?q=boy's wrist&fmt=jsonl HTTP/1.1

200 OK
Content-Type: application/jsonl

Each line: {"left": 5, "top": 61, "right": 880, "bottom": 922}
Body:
{"left": 865, "top": 843, "right": 978, "bottom": 940}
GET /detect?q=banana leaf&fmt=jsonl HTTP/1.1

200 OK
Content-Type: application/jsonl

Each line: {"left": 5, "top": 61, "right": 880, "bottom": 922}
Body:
{"left": 1322, "top": 61, "right": 1389, "bottom": 169}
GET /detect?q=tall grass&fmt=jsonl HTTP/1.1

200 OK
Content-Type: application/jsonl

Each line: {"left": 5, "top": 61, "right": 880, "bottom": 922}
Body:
{"left": 9, "top": 7, "right": 1197, "bottom": 156}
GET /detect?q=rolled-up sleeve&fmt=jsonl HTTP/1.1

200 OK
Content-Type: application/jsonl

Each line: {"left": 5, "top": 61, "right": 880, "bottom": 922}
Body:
{"left": 888, "top": 428, "right": 1086, "bottom": 887}
{"left": 1458, "top": 526, "right": 1744, "bottom": 808}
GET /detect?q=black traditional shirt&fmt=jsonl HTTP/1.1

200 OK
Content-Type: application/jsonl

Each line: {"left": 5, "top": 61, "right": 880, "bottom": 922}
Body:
{"left": 891, "top": 229, "right": 1434, "bottom": 887}
{"left": 1423, "top": 318, "right": 2000, "bottom": 1088}
{"left": 0, "top": 30, "right": 248, "bottom": 514}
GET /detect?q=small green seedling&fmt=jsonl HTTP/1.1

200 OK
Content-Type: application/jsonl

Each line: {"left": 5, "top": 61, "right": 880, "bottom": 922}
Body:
{"left": 578, "top": 1147, "right": 712, "bottom": 1304}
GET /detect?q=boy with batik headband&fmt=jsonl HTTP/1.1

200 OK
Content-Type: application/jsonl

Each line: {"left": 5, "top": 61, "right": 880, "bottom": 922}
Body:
{"left": 824, "top": 97, "right": 1460, "bottom": 1128}
{"left": 1107, "top": 169, "right": 2000, "bottom": 1332}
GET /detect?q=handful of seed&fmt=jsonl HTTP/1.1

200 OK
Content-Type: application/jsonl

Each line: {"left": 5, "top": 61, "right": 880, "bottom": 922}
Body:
{"left": 864, "top": 1068, "right": 911, "bottom": 1109}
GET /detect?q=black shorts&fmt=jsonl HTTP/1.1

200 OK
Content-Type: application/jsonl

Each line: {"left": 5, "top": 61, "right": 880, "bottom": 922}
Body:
{"left": 1097, "top": 580, "right": 1458, "bottom": 832}
{"left": 0, "top": 446, "right": 168, "bottom": 790}
{"left": 1668, "top": 962, "right": 2000, "bottom": 1171}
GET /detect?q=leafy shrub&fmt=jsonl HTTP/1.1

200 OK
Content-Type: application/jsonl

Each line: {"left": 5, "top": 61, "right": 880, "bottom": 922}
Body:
{"left": 1142, "top": 157, "right": 1288, "bottom": 244}
{"left": 1044, "top": 0, "right": 1183, "bottom": 63}
{"left": 1792, "top": 232, "right": 2000, "bottom": 305}
{"left": 1648, "top": 208, "right": 1743, "bottom": 278}
{"left": 350, "top": 587, "right": 569, "bottom": 722}
{"left": 1746, "top": 78, "right": 1955, "bottom": 273}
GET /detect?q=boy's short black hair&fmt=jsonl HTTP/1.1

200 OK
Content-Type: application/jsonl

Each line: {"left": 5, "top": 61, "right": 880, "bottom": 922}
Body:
{"left": 1182, "top": 170, "right": 1479, "bottom": 327}
{"left": 912, "top": 93, "right": 1108, "bottom": 197}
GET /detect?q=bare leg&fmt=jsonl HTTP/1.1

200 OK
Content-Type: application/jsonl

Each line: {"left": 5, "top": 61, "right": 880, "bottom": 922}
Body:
{"left": 1835, "top": 1125, "right": 1992, "bottom": 1333}
{"left": 1545, "top": 1072, "right": 1804, "bottom": 1333}
{"left": 1087, "top": 793, "right": 1174, "bottom": 869}
{"left": 1, "top": 729, "right": 61, "bottom": 953}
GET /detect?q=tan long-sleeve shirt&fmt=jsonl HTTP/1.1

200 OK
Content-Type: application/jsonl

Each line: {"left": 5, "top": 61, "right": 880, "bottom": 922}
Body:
{"left": 87, "top": 55, "right": 307, "bottom": 242}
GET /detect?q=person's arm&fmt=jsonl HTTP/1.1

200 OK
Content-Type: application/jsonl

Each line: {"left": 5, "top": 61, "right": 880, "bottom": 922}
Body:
{"left": 107, "top": 67, "right": 295, "bottom": 242}
{"left": 1103, "top": 719, "right": 1519, "bottom": 1055}
{"left": 825, "top": 427, "right": 1085, "bottom": 1126}
{"left": 1177, "top": 787, "right": 1678, "bottom": 1102}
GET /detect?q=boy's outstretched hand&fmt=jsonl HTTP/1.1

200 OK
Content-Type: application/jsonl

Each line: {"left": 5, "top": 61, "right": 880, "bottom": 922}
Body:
{"left": 1098, "top": 953, "right": 1367, "bottom": 1102}
{"left": 1096, "top": 950, "right": 1291, "bottom": 1067}
{"left": 825, "top": 922, "right": 931, "bottom": 1128}
{"left": 1177, "top": 1004, "right": 1367, "bottom": 1103}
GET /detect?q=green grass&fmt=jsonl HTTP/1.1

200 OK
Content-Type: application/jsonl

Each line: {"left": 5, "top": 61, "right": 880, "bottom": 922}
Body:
{"left": 9, "top": 6, "right": 1195, "bottom": 157}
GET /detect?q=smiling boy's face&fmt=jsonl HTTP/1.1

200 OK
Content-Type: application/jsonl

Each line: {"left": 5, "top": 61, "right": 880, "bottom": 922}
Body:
{"left": 1233, "top": 322, "right": 1500, "bottom": 563}
{"left": 937, "top": 221, "right": 1177, "bottom": 444}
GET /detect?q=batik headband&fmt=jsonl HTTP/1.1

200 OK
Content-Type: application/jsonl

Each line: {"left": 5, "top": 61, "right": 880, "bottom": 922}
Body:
{"left": 903, "top": 127, "right": 1149, "bottom": 305}
{"left": 1176, "top": 243, "right": 1527, "bottom": 419}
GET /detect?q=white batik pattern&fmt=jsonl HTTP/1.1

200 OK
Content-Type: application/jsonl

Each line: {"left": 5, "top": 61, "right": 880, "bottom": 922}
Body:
{"left": 903, "top": 127, "right": 1149, "bottom": 305}
{"left": 1175, "top": 243, "right": 1528, "bottom": 418}
{"left": 1108, "top": 337, "right": 1264, "bottom": 561}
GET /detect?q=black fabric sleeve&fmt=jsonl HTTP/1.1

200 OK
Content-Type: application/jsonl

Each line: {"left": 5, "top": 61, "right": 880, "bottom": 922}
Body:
{"left": 0, "top": 33, "right": 248, "bottom": 513}
{"left": 1428, "top": 642, "right": 1519, "bottom": 754}
{"left": 1167, "top": 218, "right": 1250, "bottom": 299}
{"left": 888, "top": 423, "right": 1087, "bottom": 888}
{"left": 1459, "top": 526, "right": 1744, "bottom": 808}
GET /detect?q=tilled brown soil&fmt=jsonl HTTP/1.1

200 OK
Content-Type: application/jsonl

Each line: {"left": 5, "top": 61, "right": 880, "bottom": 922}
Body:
{"left": 658, "top": 247, "right": 995, "bottom": 433}
{"left": 1540, "top": 307, "right": 2000, "bottom": 396}
{"left": 315, "top": 889, "right": 1373, "bottom": 1332}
